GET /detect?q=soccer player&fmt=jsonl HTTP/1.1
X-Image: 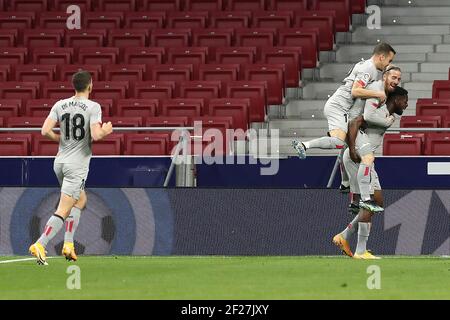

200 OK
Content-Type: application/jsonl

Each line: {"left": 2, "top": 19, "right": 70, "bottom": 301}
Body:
{"left": 29, "top": 71, "right": 113, "bottom": 265}
{"left": 333, "top": 85, "right": 409, "bottom": 259}
{"left": 292, "top": 43, "right": 396, "bottom": 191}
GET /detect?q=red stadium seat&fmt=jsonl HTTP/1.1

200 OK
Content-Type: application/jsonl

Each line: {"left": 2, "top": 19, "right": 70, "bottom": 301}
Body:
{"left": 416, "top": 99, "right": 450, "bottom": 118}
{"left": 215, "top": 47, "right": 256, "bottom": 65}
{"left": 134, "top": 81, "right": 175, "bottom": 99}
{"left": 78, "top": 47, "right": 119, "bottom": 65}
{"left": 7, "top": 116, "right": 45, "bottom": 128}
{"left": 24, "top": 99, "right": 57, "bottom": 117}
{"left": 186, "top": 0, "right": 223, "bottom": 11}
{"left": 352, "top": 0, "right": 366, "bottom": 14}
{"left": 0, "top": 48, "right": 28, "bottom": 65}
{"left": 198, "top": 64, "right": 240, "bottom": 87}
{"left": 167, "top": 12, "right": 208, "bottom": 29}
{"left": 167, "top": 47, "right": 208, "bottom": 76}
{"left": 253, "top": 11, "right": 292, "bottom": 28}
{"left": 122, "top": 47, "right": 165, "bottom": 66}
{"left": 32, "top": 135, "right": 58, "bottom": 156}
{"left": 108, "top": 29, "right": 148, "bottom": 48}
{"left": 92, "top": 99, "right": 113, "bottom": 116}
{"left": 192, "top": 29, "right": 233, "bottom": 62}
{"left": 145, "top": 116, "right": 189, "bottom": 127}
{"left": 125, "top": 133, "right": 169, "bottom": 155}
{"left": 151, "top": 29, "right": 191, "bottom": 48}
{"left": 235, "top": 28, "right": 276, "bottom": 55}
{"left": 278, "top": 28, "right": 319, "bottom": 68}
{"left": 103, "top": 116, "right": 143, "bottom": 127}
{"left": 124, "top": 12, "right": 165, "bottom": 29}
{"left": 142, "top": 0, "right": 181, "bottom": 11}
{"left": 116, "top": 99, "right": 158, "bottom": 117}
{"left": 58, "top": 64, "right": 102, "bottom": 81}
{"left": 227, "top": 0, "right": 265, "bottom": 11}
{"left": 0, "top": 99, "right": 21, "bottom": 118}
{"left": 0, "top": 65, "right": 10, "bottom": 82}
{"left": 103, "top": 64, "right": 146, "bottom": 82}
{"left": 90, "top": 82, "right": 129, "bottom": 101}
{"left": 179, "top": 81, "right": 221, "bottom": 102}
{"left": 54, "top": 0, "right": 92, "bottom": 11}
{"left": 32, "top": 48, "right": 73, "bottom": 65}
{"left": 269, "top": 0, "right": 307, "bottom": 11}
{"left": 160, "top": 98, "right": 204, "bottom": 121}
{"left": 192, "top": 116, "right": 234, "bottom": 155}
{"left": 41, "top": 82, "right": 73, "bottom": 99}
{"left": 92, "top": 133, "right": 123, "bottom": 155}
{"left": 243, "top": 64, "right": 285, "bottom": 105}
{"left": 383, "top": 133, "right": 423, "bottom": 155}
{"left": 0, "top": 82, "right": 39, "bottom": 101}
{"left": 38, "top": 12, "right": 71, "bottom": 29}
{"left": 227, "top": 81, "right": 267, "bottom": 122}
{"left": 0, "top": 12, "right": 35, "bottom": 29}
{"left": 310, "top": 0, "right": 350, "bottom": 32}
{"left": 14, "top": 65, "right": 56, "bottom": 82}
{"left": 400, "top": 116, "right": 441, "bottom": 129}
{"left": 260, "top": 46, "right": 302, "bottom": 87}
{"left": 295, "top": 11, "right": 335, "bottom": 51}
{"left": 210, "top": 11, "right": 250, "bottom": 28}
{"left": 432, "top": 81, "right": 450, "bottom": 99}
{"left": 98, "top": 0, "right": 136, "bottom": 11}
{"left": 8, "top": 0, "right": 48, "bottom": 11}
{"left": 425, "top": 133, "right": 450, "bottom": 155}
{"left": 85, "top": 12, "right": 123, "bottom": 29}
{"left": 65, "top": 30, "right": 106, "bottom": 48}
{"left": 22, "top": 29, "right": 63, "bottom": 48}
{"left": 149, "top": 64, "right": 193, "bottom": 82}
{"left": 208, "top": 98, "right": 250, "bottom": 130}
{"left": 0, "top": 30, "right": 18, "bottom": 47}
{"left": 0, "top": 134, "right": 30, "bottom": 156}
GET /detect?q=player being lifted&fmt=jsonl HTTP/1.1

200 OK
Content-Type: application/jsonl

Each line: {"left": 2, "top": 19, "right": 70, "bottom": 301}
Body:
{"left": 333, "top": 82, "right": 408, "bottom": 259}
{"left": 29, "top": 71, "right": 113, "bottom": 265}
{"left": 292, "top": 43, "right": 396, "bottom": 192}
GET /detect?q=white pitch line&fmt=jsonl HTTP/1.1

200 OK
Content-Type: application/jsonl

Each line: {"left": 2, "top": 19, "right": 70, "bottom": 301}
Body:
{"left": 0, "top": 257, "right": 57, "bottom": 264}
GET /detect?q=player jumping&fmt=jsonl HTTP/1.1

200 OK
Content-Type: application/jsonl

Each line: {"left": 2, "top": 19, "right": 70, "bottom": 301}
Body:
{"left": 29, "top": 71, "right": 113, "bottom": 265}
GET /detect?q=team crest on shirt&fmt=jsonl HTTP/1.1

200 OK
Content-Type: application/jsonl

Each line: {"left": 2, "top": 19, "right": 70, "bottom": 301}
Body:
{"left": 363, "top": 73, "right": 371, "bottom": 82}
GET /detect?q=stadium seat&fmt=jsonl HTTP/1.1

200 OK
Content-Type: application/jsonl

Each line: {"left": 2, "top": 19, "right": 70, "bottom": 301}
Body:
{"left": 134, "top": 81, "right": 175, "bottom": 99}
{"left": 90, "top": 81, "right": 129, "bottom": 101}
{"left": 38, "top": 12, "right": 71, "bottom": 29}
{"left": 116, "top": 99, "right": 158, "bottom": 117}
{"left": 186, "top": 0, "right": 223, "bottom": 11}
{"left": 108, "top": 29, "right": 148, "bottom": 48}
{"left": 122, "top": 47, "right": 165, "bottom": 67}
{"left": 0, "top": 65, "right": 10, "bottom": 82}
{"left": 124, "top": 133, "right": 169, "bottom": 155}
{"left": 210, "top": 11, "right": 250, "bottom": 28}
{"left": 192, "top": 116, "right": 234, "bottom": 155}
{"left": 22, "top": 29, "right": 63, "bottom": 48}
{"left": 310, "top": 0, "right": 351, "bottom": 32}
{"left": 400, "top": 116, "right": 442, "bottom": 129}
{"left": 14, "top": 65, "right": 56, "bottom": 82}
{"left": 178, "top": 81, "right": 221, "bottom": 103}
{"left": 215, "top": 47, "right": 256, "bottom": 65}
{"left": 198, "top": 64, "right": 240, "bottom": 93}
{"left": 7, "top": 116, "right": 45, "bottom": 128}
{"left": 243, "top": 64, "right": 285, "bottom": 105}
{"left": 98, "top": 0, "right": 136, "bottom": 11}
{"left": 432, "top": 80, "right": 450, "bottom": 99}
{"left": 65, "top": 29, "right": 106, "bottom": 48}
{"left": 32, "top": 135, "right": 58, "bottom": 156}
{"left": 92, "top": 99, "right": 113, "bottom": 116}
{"left": 32, "top": 48, "right": 73, "bottom": 65}
{"left": 278, "top": 28, "right": 319, "bottom": 68}
{"left": 58, "top": 64, "right": 102, "bottom": 81}
{"left": 260, "top": 46, "right": 302, "bottom": 88}
{"left": 103, "top": 116, "right": 143, "bottom": 127}
{"left": 142, "top": 0, "right": 181, "bottom": 11}
{"left": 78, "top": 47, "right": 119, "bottom": 65}
{"left": 382, "top": 133, "right": 423, "bottom": 155}
{"left": 0, "top": 99, "right": 21, "bottom": 118}
{"left": 0, "top": 82, "right": 39, "bottom": 101}
{"left": 167, "top": 12, "right": 208, "bottom": 29}
{"left": 235, "top": 28, "right": 276, "bottom": 56}
{"left": 124, "top": 12, "right": 165, "bottom": 29}
{"left": 41, "top": 82, "right": 73, "bottom": 99}
{"left": 167, "top": 47, "right": 208, "bottom": 76}
{"left": 92, "top": 133, "right": 123, "bottom": 155}
{"left": 269, "top": 0, "right": 307, "bottom": 11}
{"left": 416, "top": 99, "right": 450, "bottom": 118}
{"left": 0, "top": 134, "right": 30, "bottom": 156}
{"left": 425, "top": 133, "right": 450, "bottom": 155}
{"left": 151, "top": 29, "right": 191, "bottom": 47}
{"left": 85, "top": 12, "right": 123, "bottom": 29}
{"left": 252, "top": 11, "right": 292, "bottom": 28}
{"left": 227, "top": 0, "right": 265, "bottom": 11}
{"left": 0, "top": 12, "right": 35, "bottom": 29}
{"left": 192, "top": 29, "right": 233, "bottom": 62}
{"left": 24, "top": 99, "right": 57, "bottom": 117}
{"left": 0, "top": 48, "right": 28, "bottom": 65}
{"left": 208, "top": 98, "right": 250, "bottom": 130}
{"left": 145, "top": 116, "right": 189, "bottom": 127}
{"left": 8, "top": 0, "right": 48, "bottom": 11}
{"left": 103, "top": 64, "right": 146, "bottom": 82}
{"left": 0, "top": 29, "right": 18, "bottom": 47}
{"left": 149, "top": 64, "right": 193, "bottom": 82}
{"left": 227, "top": 81, "right": 267, "bottom": 122}
{"left": 295, "top": 11, "right": 335, "bottom": 51}
{"left": 351, "top": 0, "right": 366, "bottom": 14}
{"left": 160, "top": 98, "right": 204, "bottom": 121}
{"left": 54, "top": 0, "right": 92, "bottom": 11}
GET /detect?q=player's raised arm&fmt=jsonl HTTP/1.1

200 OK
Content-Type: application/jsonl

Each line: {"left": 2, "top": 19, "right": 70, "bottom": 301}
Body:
{"left": 351, "top": 81, "right": 386, "bottom": 102}
{"left": 347, "top": 116, "right": 364, "bottom": 163}
{"left": 363, "top": 98, "right": 395, "bottom": 128}
{"left": 91, "top": 122, "right": 113, "bottom": 141}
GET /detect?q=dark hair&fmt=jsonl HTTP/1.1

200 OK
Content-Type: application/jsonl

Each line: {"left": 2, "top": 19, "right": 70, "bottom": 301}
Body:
{"left": 388, "top": 86, "right": 408, "bottom": 101}
{"left": 373, "top": 42, "right": 396, "bottom": 56}
{"left": 72, "top": 71, "right": 92, "bottom": 92}
{"left": 383, "top": 64, "right": 401, "bottom": 75}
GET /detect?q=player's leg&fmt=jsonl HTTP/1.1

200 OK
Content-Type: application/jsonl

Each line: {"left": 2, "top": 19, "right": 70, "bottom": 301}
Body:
{"left": 338, "top": 147, "right": 350, "bottom": 193}
{"left": 62, "top": 190, "right": 87, "bottom": 261}
{"left": 357, "top": 146, "right": 383, "bottom": 213}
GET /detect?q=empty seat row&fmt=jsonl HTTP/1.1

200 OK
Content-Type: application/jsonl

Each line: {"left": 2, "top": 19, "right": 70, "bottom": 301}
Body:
{"left": 383, "top": 133, "right": 450, "bottom": 156}
{"left": 432, "top": 80, "right": 450, "bottom": 99}
{"left": 400, "top": 115, "right": 450, "bottom": 129}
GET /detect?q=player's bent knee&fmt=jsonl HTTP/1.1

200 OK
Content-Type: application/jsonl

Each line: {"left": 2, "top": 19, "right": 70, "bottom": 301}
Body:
{"left": 329, "top": 129, "right": 347, "bottom": 142}
{"left": 361, "top": 153, "right": 375, "bottom": 166}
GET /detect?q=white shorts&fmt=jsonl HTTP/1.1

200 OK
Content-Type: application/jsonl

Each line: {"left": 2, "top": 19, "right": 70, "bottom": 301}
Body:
{"left": 324, "top": 100, "right": 349, "bottom": 133}
{"left": 343, "top": 148, "right": 381, "bottom": 195}
{"left": 54, "top": 163, "right": 89, "bottom": 200}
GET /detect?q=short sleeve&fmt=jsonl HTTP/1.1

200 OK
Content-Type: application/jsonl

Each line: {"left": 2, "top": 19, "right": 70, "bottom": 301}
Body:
{"left": 354, "top": 67, "right": 372, "bottom": 88}
{"left": 90, "top": 103, "right": 102, "bottom": 125}
{"left": 48, "top": 101, "right": 60, "bottom": 121}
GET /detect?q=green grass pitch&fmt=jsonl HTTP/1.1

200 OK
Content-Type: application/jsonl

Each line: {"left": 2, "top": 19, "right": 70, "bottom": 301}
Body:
{"left": 0, "top": 256, "right": 449, "bottom": 299}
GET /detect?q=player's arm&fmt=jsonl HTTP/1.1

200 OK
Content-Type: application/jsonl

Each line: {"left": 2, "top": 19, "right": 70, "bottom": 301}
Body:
{"left": 91, "top": 122, "right": 113, "bottom": 141}
{"left": 41, "top": 118, "right": 60, "bottom": 142}
{"left": 351, "top": 81, "right": 386, "bottom": 102}
{"left": 363, "top": 99, "right": 395, "bottom": 128}
{"left": 347, "top": 116, "right": 365, "bottom": 163}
